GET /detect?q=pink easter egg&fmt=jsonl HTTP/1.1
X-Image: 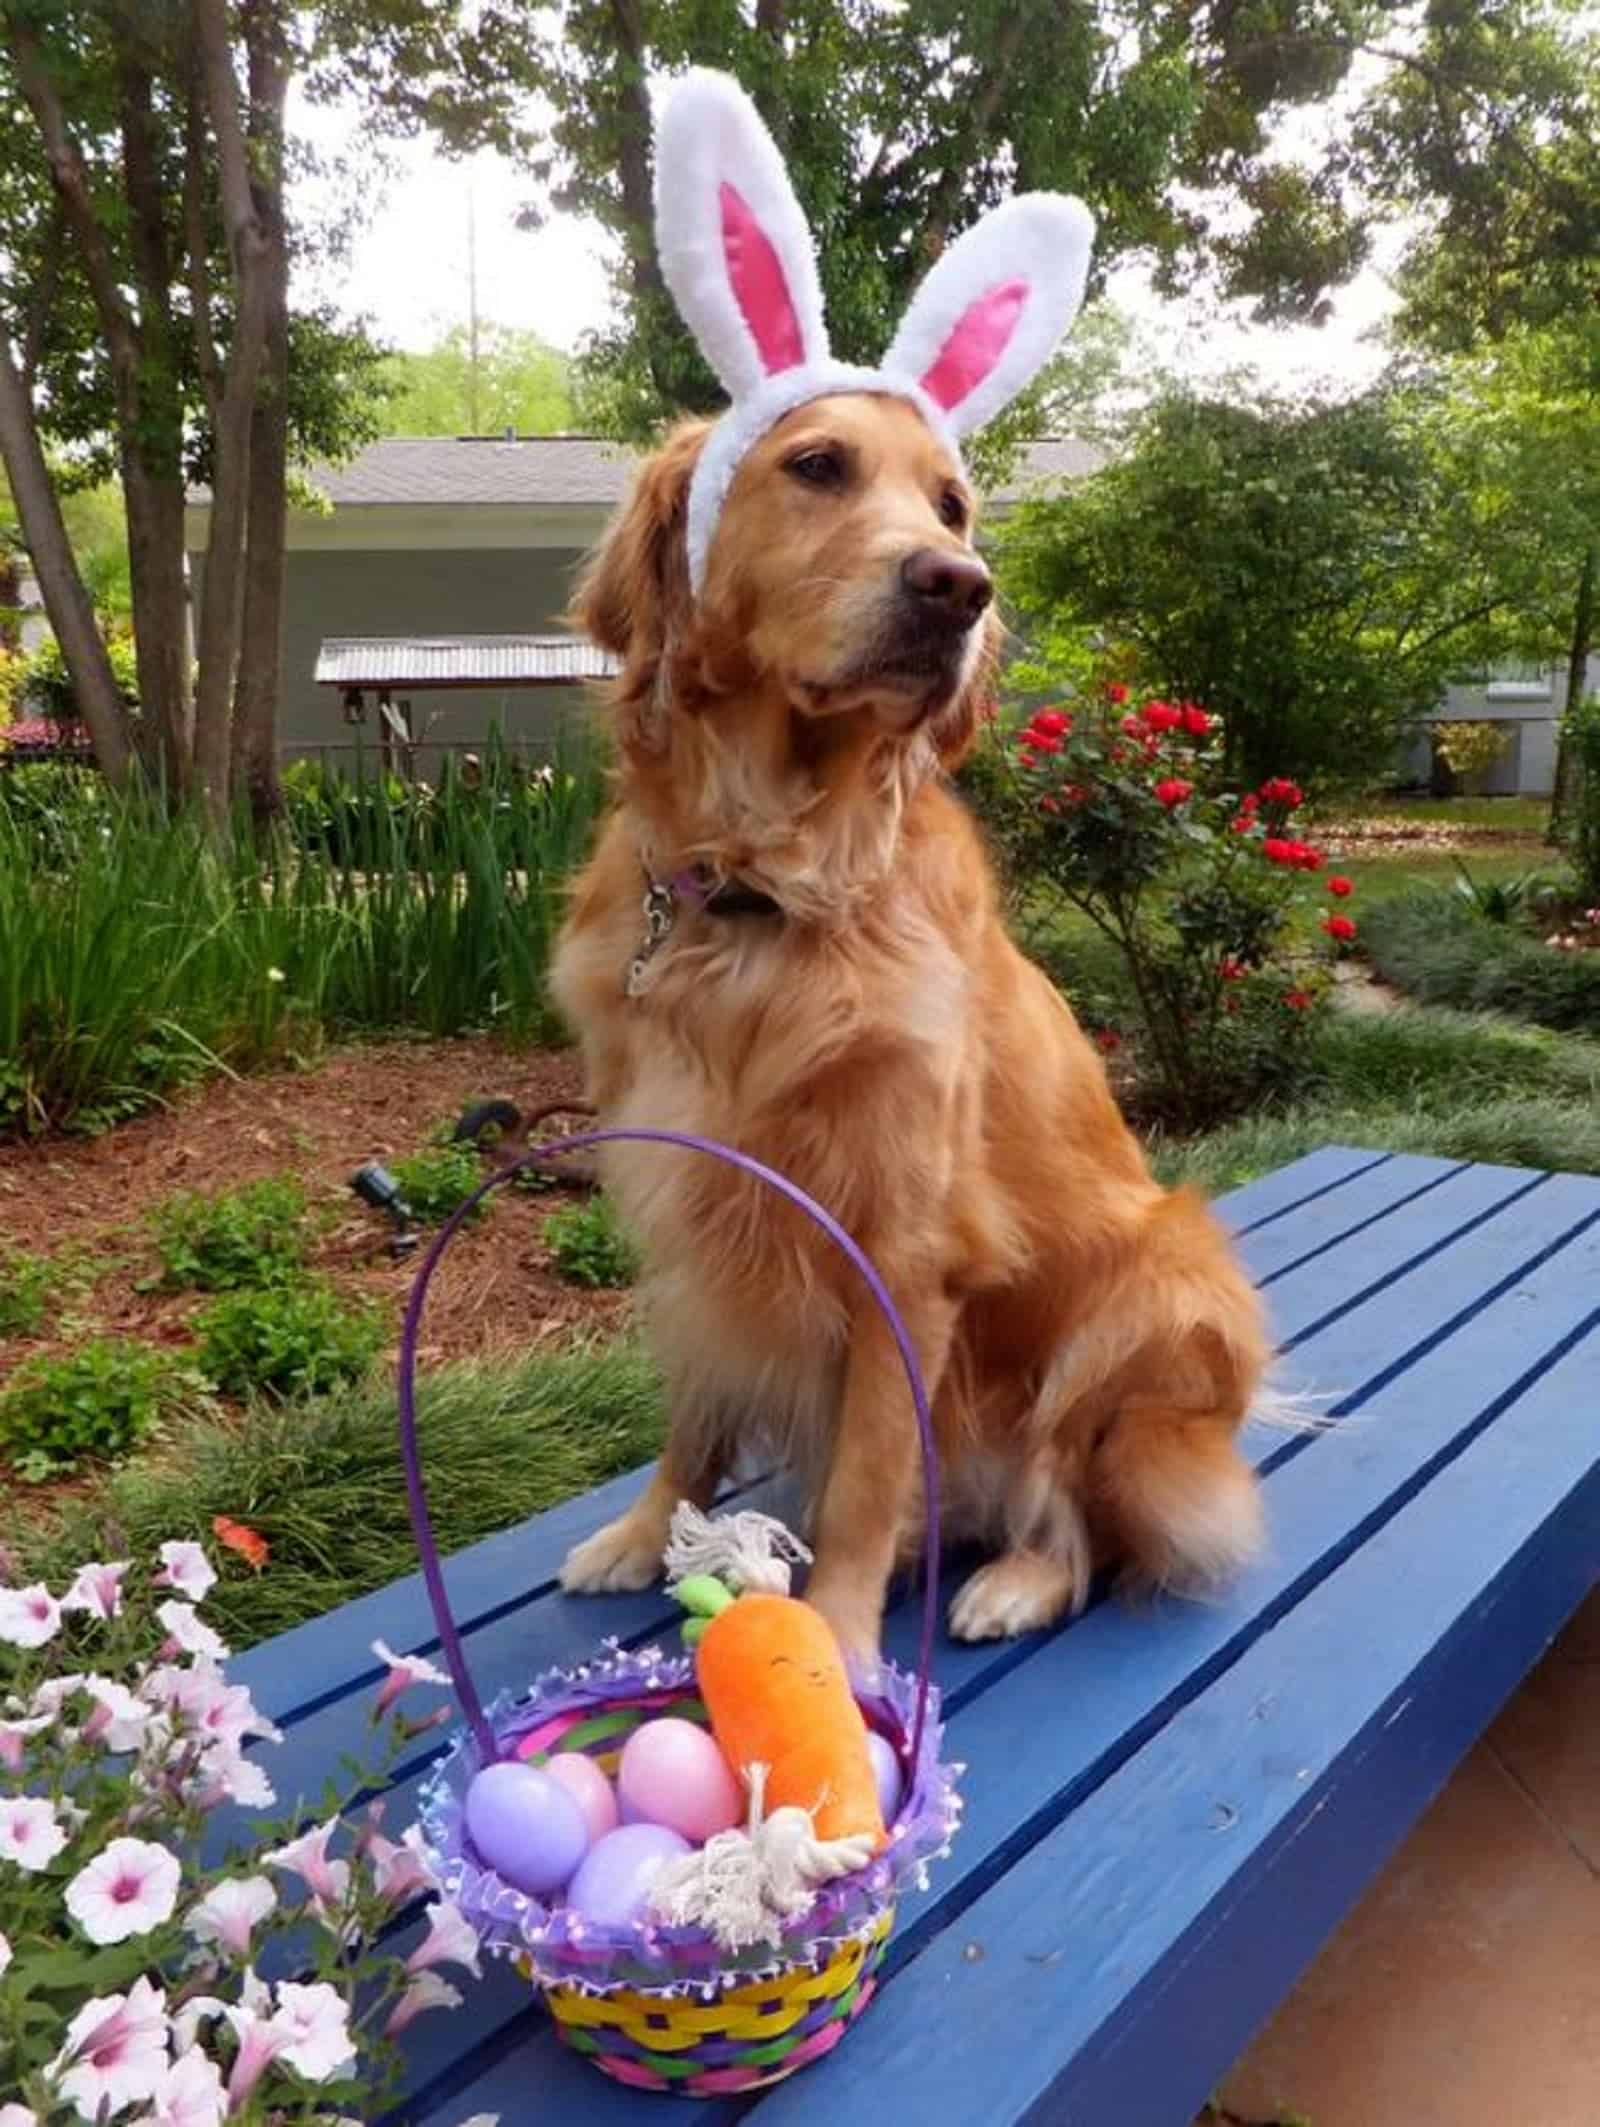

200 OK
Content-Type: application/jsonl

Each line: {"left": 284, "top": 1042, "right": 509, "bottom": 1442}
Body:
{"left": 865, "top": 1729, "right": 904, "bottom": 1823}
{"left": 566, "top": 1823, "right": 692, "bottom": 1931}
{"left": 543, "top": 1751, "right": 620, "bottom": 1845}
{"left": 463, "top": 1761, "right": 589, "bottom": 1897}
{"left": 617, "top": 1717, "right": 742, "bottom": 1844}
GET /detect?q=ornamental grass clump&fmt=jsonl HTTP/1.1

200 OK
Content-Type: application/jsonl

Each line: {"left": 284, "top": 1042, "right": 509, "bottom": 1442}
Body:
{"left": 987, "top": 686, "right": 1358, "bottom": 1127}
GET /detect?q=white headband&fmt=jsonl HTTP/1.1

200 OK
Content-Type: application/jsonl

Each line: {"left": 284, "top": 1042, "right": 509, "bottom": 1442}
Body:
{"left": 652, "top": 69, "right": 1097, "bottom": 594}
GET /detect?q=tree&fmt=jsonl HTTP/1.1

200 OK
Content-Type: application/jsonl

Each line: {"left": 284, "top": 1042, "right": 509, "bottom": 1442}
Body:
{"left": 514, "top": 0, "right": 1395, "bottom": 456}
{"left": 995, "top": 381, "right": 1532, "bottom": 789}
{"left": 378, "top": 323, "right": 574, "bottom": 437}
{"left": 0, "top": 3, "right": 531, "bottom": 817}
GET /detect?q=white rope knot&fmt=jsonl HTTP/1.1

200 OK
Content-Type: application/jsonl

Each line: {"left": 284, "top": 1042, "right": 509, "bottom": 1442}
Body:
{"left": 663, "top": 1503, "right": 812, "bottom": 1598}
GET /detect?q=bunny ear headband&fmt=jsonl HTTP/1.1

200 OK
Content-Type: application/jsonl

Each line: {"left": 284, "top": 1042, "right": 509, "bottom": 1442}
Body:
{"left": 653, "top": 68, "right": 1096, "bottom": 595}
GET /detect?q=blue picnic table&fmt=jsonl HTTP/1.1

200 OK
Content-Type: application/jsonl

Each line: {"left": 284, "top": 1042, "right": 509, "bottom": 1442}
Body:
{"left": 233, "top": 1146, "right": 1600, "bottom": 2126}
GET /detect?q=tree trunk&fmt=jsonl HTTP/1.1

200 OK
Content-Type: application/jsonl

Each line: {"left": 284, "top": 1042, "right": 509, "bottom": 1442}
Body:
{"left": 1549, "top": 540, "right": 1596, "bottom": 842}
{"left": 121, "top": 458, "right": 194, "bottom": 792}
{"left": 231, "top": 0, "right": 291, "bottom": 821}
{"left": 0, "top": 335, "right": 133, "bottom": 785}
{"left": 189, "top": 0, "right": 276, "bottom": 827}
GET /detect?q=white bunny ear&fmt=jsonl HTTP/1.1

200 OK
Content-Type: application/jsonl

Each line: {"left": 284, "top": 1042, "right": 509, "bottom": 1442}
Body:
{"left": 882, "top": 195, "right": 1095, "bottom": 438}
{"left": 653, "top": 68, "right": 829, "bottom": 401}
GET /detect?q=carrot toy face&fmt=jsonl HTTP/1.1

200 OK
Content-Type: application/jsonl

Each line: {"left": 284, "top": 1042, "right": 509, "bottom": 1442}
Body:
{"left": 695, "top": 1590, "right": 886, "bottom": 1848}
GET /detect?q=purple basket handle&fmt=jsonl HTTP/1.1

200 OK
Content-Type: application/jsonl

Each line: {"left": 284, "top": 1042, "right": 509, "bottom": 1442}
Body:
{"left": 397, "top": 1128, "right": 943, "bottom": 1774}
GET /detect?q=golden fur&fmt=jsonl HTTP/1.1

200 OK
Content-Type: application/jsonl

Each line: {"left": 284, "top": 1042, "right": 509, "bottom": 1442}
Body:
{"left": 554, "top": 394, "right": 1269, "bottom": 1660}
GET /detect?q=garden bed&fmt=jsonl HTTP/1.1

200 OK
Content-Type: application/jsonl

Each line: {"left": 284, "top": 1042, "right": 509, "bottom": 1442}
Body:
{"left": 0, "top": 1035, "right": 628, "bottom": 1402}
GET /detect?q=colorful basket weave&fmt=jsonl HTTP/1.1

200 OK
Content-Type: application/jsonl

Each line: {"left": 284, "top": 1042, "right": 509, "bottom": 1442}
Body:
{"left": 399, "top": 1129, "right": 962, "bottom": 2094}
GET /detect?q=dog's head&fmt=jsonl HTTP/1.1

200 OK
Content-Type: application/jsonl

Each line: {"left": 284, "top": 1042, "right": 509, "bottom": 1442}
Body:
{"left": 574, "top": 393, "right": 999, "bottom": 772}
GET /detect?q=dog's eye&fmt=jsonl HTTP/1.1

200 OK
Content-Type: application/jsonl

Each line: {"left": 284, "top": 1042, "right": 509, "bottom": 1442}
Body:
{"left": 939, "top": 487, "right": 969, "bottom": 532}
{"left": 787, "top": 449, "right": 844, "bottom": 489}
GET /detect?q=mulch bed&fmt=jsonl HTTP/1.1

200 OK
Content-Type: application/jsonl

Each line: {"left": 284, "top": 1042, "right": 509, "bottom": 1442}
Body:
{"left": 0, "top": 1037, "right": 633, "bottom": 1398}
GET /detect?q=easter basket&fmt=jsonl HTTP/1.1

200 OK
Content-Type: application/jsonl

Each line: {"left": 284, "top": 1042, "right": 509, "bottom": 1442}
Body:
{"left": 399, "top": 1129, "right": 962, "bottom": 2097}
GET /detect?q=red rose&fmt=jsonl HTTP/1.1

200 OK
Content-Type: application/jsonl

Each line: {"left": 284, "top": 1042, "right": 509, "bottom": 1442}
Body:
{"left": 1181, "top": 705, "right": 1211, "bottom": 737}
{"left": 1293, "top": 843, "right": 1323, "bottom": 871}
{"left": 1029, "top": 709, "right": 1071, "bottom": 739}
{"left": 1039, "top": 794, "right": 1061, "bottom": 815}
{"left": 1028, "top": 732, "right": 1063, "bottom": 755}
{"left": 1018, "top": 745, "right": 1040, "bottom": 769}
{"left": 1142, "top": 701, "right": 1182, "bottom": 732}
{"left": 1281, "top": 988, "right": 1314, "bottom": 1011}
{"left": 1328, "top": 875, "right": 1354, "bottom": 897}
{"left": 1105, "top": 682, "right": 1130, "bottom": 705}
{"left": 1262, "top": 838, "right": 1294, "bottom": 865}
{"left": 1218, "top": 956, "right": 1246, "bottom": 981}
{"left": 1154, "top": 777, "right": 1193, "bottom": 808}
{"left": 1258, "top": 777, "right": 1304, "bottom": 810}
{"left": 1094, "top": 1027, "right": 1122, "bottom": 1053}
{"left": 1322, "top": 913, "right": 1357, "bottom": 941}
{"left": 1143, "top": 737, "right": 1163, "bottom": 759}
{"left": 1062, "top": 782, "right": 1089, "bottom": 804}
{"left": 1121, "top": 714, "right": 1144, "bottom": 737}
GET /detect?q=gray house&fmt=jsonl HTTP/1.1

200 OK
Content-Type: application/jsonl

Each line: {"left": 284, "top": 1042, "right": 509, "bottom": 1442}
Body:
{"left": 184, "top": 434, "right": 1099, "bottom": 773}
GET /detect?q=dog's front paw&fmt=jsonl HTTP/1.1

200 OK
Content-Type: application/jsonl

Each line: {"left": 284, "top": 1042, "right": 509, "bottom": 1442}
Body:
{"left": 560, "top": 1514, "right": 665, "bottom": 1595}
{"left": 803, "top": 1578, "right": 884, "bottom": 1679}
{"left": 948, "top": 1554, "right": 1078, "bottom": 1642}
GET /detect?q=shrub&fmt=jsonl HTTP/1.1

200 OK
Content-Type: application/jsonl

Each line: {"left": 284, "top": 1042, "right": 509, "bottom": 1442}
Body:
{"left": 1565, "top": 692, "right": 1600, "bottom": 905}
{"left": 18, "top": 630, "right": 139, "bottom": 722}
{"left": 0, "top": 1338, "right": 207, "bottom": 1481}
{"left": 1364, "top": 889, "right": 1600, "bottom": 1033}
{"left": 151, "top": 1174, "right": 309, "bottom": 1290}
{"left": 545, "top": 1195, "right": 639, "bottom": 1288}
{"left": 982, "top": 690, "right": 1353, "bottom": 1126}
{"left": 1433, "top": 719, "right": 1510, "bottom": 789}
{"left": 0, "top": 1247, "right": 51, "bottom": 1336}
{"left": 195, "top": 1278, "right": 387, "bottom": 1398}
{"left": 391, "top": 1139, "right": 486, "bottom": 1224}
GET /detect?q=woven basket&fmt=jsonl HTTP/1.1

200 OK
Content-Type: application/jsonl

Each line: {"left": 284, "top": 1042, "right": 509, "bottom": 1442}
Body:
{"left": 400, "top": 1129, "right": 961, "bottom": 2095}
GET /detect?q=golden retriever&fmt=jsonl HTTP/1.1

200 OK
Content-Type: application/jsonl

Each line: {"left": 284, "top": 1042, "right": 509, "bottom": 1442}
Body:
{"left": 553, "top": 392, "right": 1268, "bottom": 1663}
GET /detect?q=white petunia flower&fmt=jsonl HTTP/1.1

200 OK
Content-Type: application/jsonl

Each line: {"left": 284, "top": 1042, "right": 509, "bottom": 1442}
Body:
{"left": 0, "top": 1583, "right": 60, "bottom": 1649}
{"left": 0, "top": 1711, "right": 51, "bottom": 1772}
{"left": 136, "top": 2045, "right": 226, "bottom": 2127}
{"left": 48, "top": 1976, "right": 168, "bottom": 2120}
{"left": 269, "top": 1980, "right": 354, "bottom": 2082}
{"left": 0, "top": 1929, "right": 10, "bottom": 1976}
{"left": 367, "top": 1824, "right": 436, "bottom": 1904}
{"left": 192, "top": 1741, "right": 276, "bottom": 1812}
{"left": 405, "top": 1898, "right": 482, "bottom": 1980}
{"left": 370, "top": 1638, "right": 451, "bottom": 1716}
{"left": 59, "top": 1559, "right": 129, "bottom": 1622}
{"left": 0, "top": 1795, "right": 69, "bottom": 1872}
{"left": 385, "top": 1970, "right": 463, "bottom": 2036}
{"left": 155, "top": 1601, "right": 230, "bottom": 1663}
{"left": 185, "top": 1875, "right": 277, "bottom": 1960}
{"left": 65, "top": 1836, "right": 182, "bottom": 1945}
{"left": 265, "top": 1817, "right": 348, "bottom": 1906}
{"left": 155, "top": 1541, "right": 216, "bottom": 1602}
{"left": 0, "top": 2106, "right": 38, "bottom": 2127}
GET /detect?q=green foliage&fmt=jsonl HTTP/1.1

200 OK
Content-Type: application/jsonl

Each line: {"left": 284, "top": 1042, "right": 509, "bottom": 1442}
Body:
{"left": 978, "top": 696, "right": 1345, "bottom": 1127}
{"left": 0, "top": 1247, "right": 51, "bottom": 1336}
{"left": 19, "top": 632, "right": 139, "bottom": 723}
{"left": 545, "top": 1195, "right": 639, "bottom": 1288}
{"left": 995, "top": 383, "right": 1499, "bottom": 789}
{"left": 1451, "top": 863, "right": 1562, "bottom": 927}
{"left": 377, "top": 323, "right": 573, "bottom": 438}
{"left": 151, "top": 1176, "right": 309, "bottom": 1292}
{"left": 1364, "top": 890, "right": 1600, "bottom": 1034}
{"left": 1433, "top": 721, "right": 1510, "bottom": 788}
{"left": 0, "top": 1339, "right": 208, "bottom": 1482}
{"left": 391, "top": 1141, "right": 485, "bottom": 1225}
{"left": 0, "top": 738, "right": 604, "bottom": 1137}
{"left": 1564, "top": 694, "right": 1600, "bottom": 904}
{"left": 9, "top": 1343, "right": 663, "bottom": 1649}
{"left": 195, "top": 1280, "right": 387, "bottom": 1400}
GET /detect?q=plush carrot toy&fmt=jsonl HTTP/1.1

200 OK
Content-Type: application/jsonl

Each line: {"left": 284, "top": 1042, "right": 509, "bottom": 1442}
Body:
{"left": 664, "top": 1508, "right": 887, "bottom": 1850}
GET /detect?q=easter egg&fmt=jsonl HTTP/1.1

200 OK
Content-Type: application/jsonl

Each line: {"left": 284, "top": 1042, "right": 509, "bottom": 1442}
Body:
{"left": 617, "top": 1718, "right": 742, "bottom": 1844}
{"left": 565, "top": 1823, "right": 692, "bottom": 1931}
{"left": 543, "top": 1752, "right": 620, "bottom": 1845}
{"left": 865, "top": 1730, "right": 904, "bottom": 1824}
{"left": 464, "top": 1761, "right": 588, "bottom": 1897}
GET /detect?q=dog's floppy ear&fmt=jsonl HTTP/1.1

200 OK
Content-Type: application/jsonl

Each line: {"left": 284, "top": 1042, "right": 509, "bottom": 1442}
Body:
{"left": 882, "top": 195, "right": 1094, "bottom": 437}
{"left": 572, "top": 419, "right": 708, "bottom": 742}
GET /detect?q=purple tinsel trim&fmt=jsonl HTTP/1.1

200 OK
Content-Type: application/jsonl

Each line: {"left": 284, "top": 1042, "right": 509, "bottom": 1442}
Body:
{"left": 416, "top": 1639, "right": 963, "bottom": 1994}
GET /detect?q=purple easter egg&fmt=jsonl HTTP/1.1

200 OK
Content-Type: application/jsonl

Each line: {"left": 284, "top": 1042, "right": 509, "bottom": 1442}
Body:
{"left": 865, "top": 1730, "right": 904, "bottom": 1823}
{"left": 565, "top": 1823, "right": 692, "bottom": 1931}
{"left": 464, "top": 1761, "right": 589, "bottom": 1897}
{"left": 543, "top": 1752, "right": 620, "bottom": 1845}
{"left": 617, "top": 1718, "right": 742, "bottom": 1844}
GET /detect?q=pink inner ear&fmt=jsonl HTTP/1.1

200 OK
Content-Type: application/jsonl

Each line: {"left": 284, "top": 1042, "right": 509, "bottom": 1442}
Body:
{"left": 719, "top": 182, "right": 806, "bottom": 374}
{"left": 920, "top": 280, "right": 1029, "bottom": 411}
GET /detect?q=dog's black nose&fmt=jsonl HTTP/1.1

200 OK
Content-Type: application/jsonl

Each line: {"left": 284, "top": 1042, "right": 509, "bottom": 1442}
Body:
{"left": 900, "top": 547, "right": 993, "bottom": 627}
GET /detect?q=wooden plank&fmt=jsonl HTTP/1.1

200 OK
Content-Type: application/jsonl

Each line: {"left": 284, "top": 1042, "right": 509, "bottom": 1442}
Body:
{"left": 1244, "top": 1155, "right": 1538, "bottom": 1289}
{"left": 402, "top": 1172, "right": 1600, "bottom": 2120}
{"left": 748, "top": 1303, "right": 1600, "bottom": 2126}
{"left": 1216, "top": 1143, "right": 1395, "bottom": 1235}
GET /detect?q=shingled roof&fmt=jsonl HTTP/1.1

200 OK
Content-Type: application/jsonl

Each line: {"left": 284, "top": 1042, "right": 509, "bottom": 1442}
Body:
{"left": 262, "top": 432, "right": 1101, "bottom": 513}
